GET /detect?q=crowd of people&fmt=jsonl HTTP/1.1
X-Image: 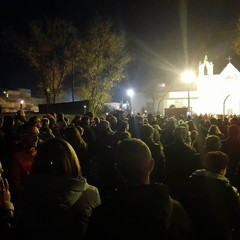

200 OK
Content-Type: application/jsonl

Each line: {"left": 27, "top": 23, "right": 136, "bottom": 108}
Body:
{"left": 0, "top": 109, "right": 240, "bottom": 239}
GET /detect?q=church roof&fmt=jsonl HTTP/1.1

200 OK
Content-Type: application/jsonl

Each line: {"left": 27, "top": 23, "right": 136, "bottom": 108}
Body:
{"left": 220, "top": 62, "right": 240, "bottom": 79}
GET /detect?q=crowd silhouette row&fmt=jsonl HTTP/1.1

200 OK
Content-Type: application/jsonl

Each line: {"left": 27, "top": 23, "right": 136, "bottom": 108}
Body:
{"left": 0, "top": 109, "right": 240, "bottom": 240}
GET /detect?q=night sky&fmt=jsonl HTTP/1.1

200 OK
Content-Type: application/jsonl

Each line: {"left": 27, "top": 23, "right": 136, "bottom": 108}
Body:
{"left": 0, "top": 0, "right": 240, "bottom": 100}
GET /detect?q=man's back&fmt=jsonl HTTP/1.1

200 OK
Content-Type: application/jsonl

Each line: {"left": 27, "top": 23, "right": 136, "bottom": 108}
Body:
{"left": 180, "top": 151, "right": 240, "bottom": 240}
{"left": 86, "top": 183, "right": 194, "bottom": 240}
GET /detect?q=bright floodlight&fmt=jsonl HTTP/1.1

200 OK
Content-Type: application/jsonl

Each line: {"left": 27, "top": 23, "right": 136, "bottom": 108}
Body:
{"left": 181, "top": 70, "right": 195, "bottom": 84}
{"left": 127, "top": 89, "right": 134, "bottom": 98}
{"left": 20, "top": 100, "right": 24, "bottom": 104}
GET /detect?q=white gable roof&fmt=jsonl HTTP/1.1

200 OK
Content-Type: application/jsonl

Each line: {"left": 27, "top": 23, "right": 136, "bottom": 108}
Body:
{"left": 220, "top": 62, "right": 240, "bottom": 79}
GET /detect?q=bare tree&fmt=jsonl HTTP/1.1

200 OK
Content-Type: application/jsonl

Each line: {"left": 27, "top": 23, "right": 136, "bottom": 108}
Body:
{"left": 76, "top": 20, "right": 131, "bottom": 114}
{"left": 5, "top": 18, "right": 80, "bottom": 104}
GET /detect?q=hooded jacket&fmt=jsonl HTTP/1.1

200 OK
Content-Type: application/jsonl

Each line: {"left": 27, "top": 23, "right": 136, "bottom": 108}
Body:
{"left": 14, "top": 175, "right": 101, "bottom": 240}
{"left": 180, "top": 169, "right": 240, "bottom": 240}
{"left": 85, "top": 183, "right": 194, "bottom": 240}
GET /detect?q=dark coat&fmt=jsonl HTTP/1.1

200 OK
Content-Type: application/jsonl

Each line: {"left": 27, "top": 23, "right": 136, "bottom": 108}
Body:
{"left": 163, "top": 140, "right": 197, "bottom": 199}
{"left": 180, "top": 169, "right": 240, "bottom": 240}
{"left": 220, "top": 137, "right": 240, "bottom": 189}
{"left": 85, "top": 183, "right": 195, "bottom": 240}
{"left": 143, "top": 138, "right": 166, "bottom": 184}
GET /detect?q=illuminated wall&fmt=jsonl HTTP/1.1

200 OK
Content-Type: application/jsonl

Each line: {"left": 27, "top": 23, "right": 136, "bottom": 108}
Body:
{"left": 131, "top": 60, "right": 240, "bottom": 116}
{"left": 196, "top": 62, "right": 240, "bottom": 115}
{"left": 165, "top": 61, "right": 240, "bottom": 115}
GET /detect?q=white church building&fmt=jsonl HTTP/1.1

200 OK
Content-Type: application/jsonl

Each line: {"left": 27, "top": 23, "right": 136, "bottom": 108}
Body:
{"left": 131, "top": 56, "right": 240, "bottom": 116}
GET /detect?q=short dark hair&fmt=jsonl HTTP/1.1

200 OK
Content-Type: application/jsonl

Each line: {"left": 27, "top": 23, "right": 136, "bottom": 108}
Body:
{"left": 204, "top": 151, "right": 229, "bottom": 174}
{"left": 140, "top": 124, "right": 154, "bottom": 140}
{"left": 205, "top": 135, "right": 221, "bottom": 151}
{"left": 115, "top": 138, "right": 152, "bottom": 184}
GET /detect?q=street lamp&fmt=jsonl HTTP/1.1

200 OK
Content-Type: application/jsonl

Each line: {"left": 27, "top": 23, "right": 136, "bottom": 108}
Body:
{"left": 127, "top": 89, "right": 134, "bottom": 113}
{"left": 71, "top": 50, "right": 75, "bottom": 102}
{"left": 46, "top": 87, "right": 51, "bottom": 112}
{"left": 157, "top": 83, "right": 166, "bottom": 114}
{"left": 181, "top": 70, "right": 195, "bottom": 111}
{"left": 3, "top": 90, "right": 8, "bottom": 98}
{"left": 20, "top": 100, "right": 24, "bottom": 110}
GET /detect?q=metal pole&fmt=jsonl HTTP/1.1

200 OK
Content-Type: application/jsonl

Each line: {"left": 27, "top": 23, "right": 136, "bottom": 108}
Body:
{"left": 72, "top": 50, "right": 75, "bottom": 102}
{"left": 130, "top": 97, "right": 132, "bottom": 114}
{"left": 187, "top": 85, "right": 190, "bottom": 109}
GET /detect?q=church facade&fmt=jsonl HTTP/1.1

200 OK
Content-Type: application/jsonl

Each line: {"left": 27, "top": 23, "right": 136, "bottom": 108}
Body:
{"left": 132, "top": 56, "right": 240, "bottom": 116}
{"left": 195, "top": 56, "right": 240, "bottom": 115}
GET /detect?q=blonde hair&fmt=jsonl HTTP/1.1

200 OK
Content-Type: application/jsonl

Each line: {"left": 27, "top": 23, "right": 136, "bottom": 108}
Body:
{"left": 32, "top": 138, "right": 81, "bottom": 178}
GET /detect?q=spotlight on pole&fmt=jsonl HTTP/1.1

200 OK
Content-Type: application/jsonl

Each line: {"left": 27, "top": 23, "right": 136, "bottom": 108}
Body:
{"left": 127, "top": 89, "right": 134, "bottom": 114}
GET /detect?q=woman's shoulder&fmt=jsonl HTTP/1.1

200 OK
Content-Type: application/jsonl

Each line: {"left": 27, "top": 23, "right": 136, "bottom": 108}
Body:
{"left": 76, "top": 183, "right": 101, "bottom": 208}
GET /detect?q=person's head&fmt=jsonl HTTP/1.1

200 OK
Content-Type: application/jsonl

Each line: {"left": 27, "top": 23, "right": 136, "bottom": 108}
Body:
{"left": 94, "top": 117, "right": 100, "bottom": 126}
{"left": 203, "top": 120, "right": 211, "bottom": 129}
{"left": 208, "top": 124, "right": 222, "bottom": 135}
{"left": 81, "top": 116, "right": 90, "bottom": 126}
{"left": 115, "top": 138, "right": 154, "bottom": 185}
{"left": 140, "top": 124, "right": 154, "bottom": 141}
{"left": 203, "top": 151, "right": 229, "bottom": 175}
{"left": 187, "top": 119, "right": 197, "bottom": 131}
{"left": 16, "top": 109, "right": 26, "bottom": 118}
{"left": 32, "top": 138, "right": 81, "bottom": 178}
{"left": 117, "top": 120, "right": 129, "bottom": 132}
{"left": 230, "top": 116, "right": 239, "bottom": 125}
{"left": 85, "top": 111, "right": 94, "bottom": 120}
{"left": 108, "top": 116, "right": 118, "bottom": 128}
{"left": 17, "top": 123, "right": 40, "bottom": 149}
{"left": 174, "top": 126, "right": 188, "bottom": 142}
{"left": 99, "top": 120, "right": 112, "bottom": 132}
{"left": 39, "top": 126, "right": 55, "bottom": 142}
{"left": 152, "top": 125, "right": 161, "bottom": 142}
{"left": 29, "top": 116, "right": 42, "bottom": 129}
{"left": 62, "top": 126, "right": 83, "bottom": 148}
{"left": 227, "top": 124, "right": 240, "bottom": 138}
{"left": 205, "top": 135, "right": 221, "bottom": 152}
{"left": 41, "top": 117, "right": 50, "bottom": 128}
{"left": 56, "top": 113, "right": 64, "bottom": 121}
{"left": 135, "top": 115, "right": 144, "bottom": 125}
{"left": 190, "top": 130, "right": 198, "bottom": 141}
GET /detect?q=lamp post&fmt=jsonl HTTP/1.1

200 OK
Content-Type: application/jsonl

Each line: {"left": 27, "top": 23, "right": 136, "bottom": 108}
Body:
{"left": 157, "top": 83, "right": 166, "bottom": 114}
{"left": 46, "top": 87, "right": 51, "bottom": 112}
{"left": 181, "top": 70, "right": 195, "bottom": 113}
{"left": 3, "top": 90, "right": 8, "bottom": 98}
{"left": 20, "top": 100, "right": 24, "bottom": 110}
{"left": 71, "top": 50, "right": 75, "bottom": 102}
{"left": 127, "top": 89, "right": 134, "bottom": 114}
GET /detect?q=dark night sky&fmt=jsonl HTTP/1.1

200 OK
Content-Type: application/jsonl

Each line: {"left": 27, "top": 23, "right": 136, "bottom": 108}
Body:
{"left": 0, "top": 0, "right": 240, "bottom": 100}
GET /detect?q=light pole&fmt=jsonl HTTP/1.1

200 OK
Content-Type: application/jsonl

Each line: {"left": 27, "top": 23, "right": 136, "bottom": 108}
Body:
{"left": 20, "top": 100, "right": 24, "bottom": 110}
{"left": 3, "top": 90, "right": 8, "bottom": 98}
{"left": 127, "top": 89, "right": 134, "bottom": 114}
{"left": 181, "top": 70, "right": 195, "bottom": 112}
{"left": 46, "top": 87, "right": 51, "bottom": 112}
{"left": 71, "top": 49, "right": 75, "bottom": 102}
{"left": 157, "top": 83, "right": 166, "bottom": 114}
